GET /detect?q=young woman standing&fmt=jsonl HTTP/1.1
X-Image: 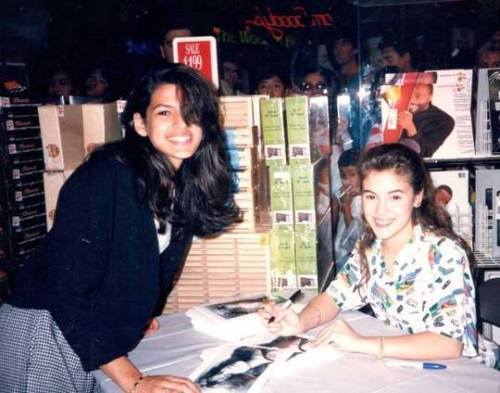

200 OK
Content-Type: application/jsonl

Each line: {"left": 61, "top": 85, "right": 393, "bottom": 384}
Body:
{"left": 0, "top": 64, "right": 240, "bottom": 393}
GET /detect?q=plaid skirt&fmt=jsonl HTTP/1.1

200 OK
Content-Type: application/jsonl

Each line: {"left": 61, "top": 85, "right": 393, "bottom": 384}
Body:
{"left": 0, "top": 303, "right": 100, "bottom": 393}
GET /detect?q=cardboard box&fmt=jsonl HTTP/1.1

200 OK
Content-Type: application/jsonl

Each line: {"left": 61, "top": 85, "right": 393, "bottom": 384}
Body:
{"left": 43, "top": 171, "right": 72, "bottom": 230}
{"left": 3, "top": 115, "right": 40, "bottom": 131}
{"left": 38, "top": 105, "right": 84, "bottom": 171}
{"left": 0, "top": 126, "right": 41, "bottom": 142}
{"left": 223, "top": 126, "right": 257, "bottom": 149}
{"left": 3, "top": 181, "right": 45, "bottom": 211}
{"left": 3, "top": 160, "right": 45, "bottom": 185}
{"left": 220, "top": 96, "right": 254, "bottom": 128}
{"left": 82, "top": 102, "right": 122, "bottom": 155}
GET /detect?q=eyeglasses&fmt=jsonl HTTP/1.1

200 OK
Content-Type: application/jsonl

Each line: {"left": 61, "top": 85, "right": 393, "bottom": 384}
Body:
{"left": 301, "top": 82, "right": 329, "bottom": 95}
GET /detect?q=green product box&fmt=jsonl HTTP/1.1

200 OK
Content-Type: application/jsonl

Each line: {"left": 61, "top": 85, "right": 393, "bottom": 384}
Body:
{"left": 285, "top": 95, "right": 331, "bottom": 165}
{"left": 291, "top": 156, "right": 331, "bottom": 231}
{"left": 294, "top": 210, "right": 334, "bottom": 291}
{"left": 269, "top": 165, "right": 293, "bottom": 228}
{"left": 285, "top": 96, "right": 310, "bottom": 165}
{"left": 260, "top": 98, "right": 286, "bottom": 167}
{"left": 291, "top": 164, "right": 316, "bottom": 230}
{"left": 270, "top": 227, "right": 297, "bottom": 290}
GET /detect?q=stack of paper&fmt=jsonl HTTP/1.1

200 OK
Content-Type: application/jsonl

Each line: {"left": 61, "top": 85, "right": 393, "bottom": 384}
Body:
{"left": 186, "top": 294, "right": 272, "bottom": 342}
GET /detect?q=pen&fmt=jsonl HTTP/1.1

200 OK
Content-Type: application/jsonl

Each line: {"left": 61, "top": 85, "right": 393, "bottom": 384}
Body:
{"left": 268, "top": 289, "right": 303, "bottom": 324}
{"left": 384, "top": 360, "right": 447, "bottom": 370}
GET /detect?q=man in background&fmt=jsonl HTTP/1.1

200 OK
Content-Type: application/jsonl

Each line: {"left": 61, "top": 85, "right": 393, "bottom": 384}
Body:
{"left": 378, "top": 36, "right": 415, "bottom": 72}
{"left": 477, "top": 42, "right": 500, "bottom": 69}
{"left": 399, "top": 83, "right": 455, "bottom": 157}
{"left": 159, "top": 21, "right": 192, "bottom": 63}
{"left": 330, "top": 31, "right": 359, "bottom": 89}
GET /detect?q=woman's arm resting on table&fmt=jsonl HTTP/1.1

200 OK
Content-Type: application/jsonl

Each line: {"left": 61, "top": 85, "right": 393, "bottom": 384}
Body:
{"left": 100, "top": 356, "right": 201, "bottom": 393}
{"left": 312, "top": 319, "right": 463, "bottom": 360}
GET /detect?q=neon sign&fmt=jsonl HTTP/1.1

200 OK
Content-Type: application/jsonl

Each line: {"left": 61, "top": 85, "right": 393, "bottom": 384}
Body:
{"left": 244, "top": 6, "right": 333, "bottom": 41}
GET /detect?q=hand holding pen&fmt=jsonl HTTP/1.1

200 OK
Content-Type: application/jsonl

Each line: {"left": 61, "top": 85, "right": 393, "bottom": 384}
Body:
{"left": 260, "top": 290, "right": 304, "bottom": 336}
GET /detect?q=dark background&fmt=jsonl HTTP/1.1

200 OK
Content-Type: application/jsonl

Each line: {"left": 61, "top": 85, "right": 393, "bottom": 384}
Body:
{"left": 0, "top": 0, "right": 499, "bottom": 95}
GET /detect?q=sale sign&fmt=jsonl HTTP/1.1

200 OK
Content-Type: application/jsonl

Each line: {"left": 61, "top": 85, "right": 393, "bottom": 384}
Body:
{"left": 173, "top": 36, "right": 219, "bottom": 89}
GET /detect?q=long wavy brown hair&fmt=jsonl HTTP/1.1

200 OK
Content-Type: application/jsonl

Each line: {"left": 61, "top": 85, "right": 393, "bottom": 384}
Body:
{"left": 355, "top": 143, "right": 474, "bottom": 288}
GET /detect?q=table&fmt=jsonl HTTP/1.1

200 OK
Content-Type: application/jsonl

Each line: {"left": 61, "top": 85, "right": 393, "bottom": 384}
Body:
{"left": 95, "top": 311, "right": 500, "bottom": 393}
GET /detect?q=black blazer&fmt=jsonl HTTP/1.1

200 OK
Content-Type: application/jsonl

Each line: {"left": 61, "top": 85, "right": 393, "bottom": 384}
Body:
{"left": 8, "top": 151, "right": 193, "bottom": 371}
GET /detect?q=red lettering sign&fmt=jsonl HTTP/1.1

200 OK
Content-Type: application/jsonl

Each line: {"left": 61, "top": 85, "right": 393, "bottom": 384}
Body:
{"left": 173, "top": 36, "right": 219, "bottom": 88}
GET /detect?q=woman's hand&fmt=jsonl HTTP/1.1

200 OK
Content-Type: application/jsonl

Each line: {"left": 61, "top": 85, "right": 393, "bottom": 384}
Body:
{"left": 136, "top": 375, "right": 201, "bottom": 393}
{"left": 259, "top": 302, "right": 303, "bottom": 337}
{"left": 310, "top": 319, "right": 364, "bottom": 353}
{"left": 144, "top": 318, "right": 160, "bottom": 336}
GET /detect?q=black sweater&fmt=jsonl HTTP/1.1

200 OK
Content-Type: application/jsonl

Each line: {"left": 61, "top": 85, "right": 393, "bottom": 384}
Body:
{"left": 8, "top": 151, "right": 192, "bottom": 371}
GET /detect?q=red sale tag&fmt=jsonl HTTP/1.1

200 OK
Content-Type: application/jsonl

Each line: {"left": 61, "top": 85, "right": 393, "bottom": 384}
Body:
{"left": 173, "top": 36, "right": 219, "bottom": 89}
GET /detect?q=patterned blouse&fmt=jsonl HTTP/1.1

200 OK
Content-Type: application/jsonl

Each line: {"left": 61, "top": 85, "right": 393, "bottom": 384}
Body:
{"left": 327, "top": 225, "right": 478, "bottom": 357}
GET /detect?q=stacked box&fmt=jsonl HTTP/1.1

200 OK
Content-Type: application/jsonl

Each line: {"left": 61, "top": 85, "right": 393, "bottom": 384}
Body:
{"left": 226, "top": 146, "right": 261, "bottom": 231}
{"left": 82, "top": 102, "right": 122, "bottom": 155}
{"left": 38, "top": 105, "right": 85, "bottom": 171}
{"left": 286, "top": 95, "right": 331, "bottom": 165}
{"left": 221, "top": 98, "right": 270, "bottom": 232}
{"left": 43, "top": 170, "right": 73, "bottom": 230}
{"left": 291, "top": 156, "right": 333, "bottom": 291}
{"left": 39, "top": 102, "right": 123, "bottom": 228}
{"left": 260, "top": 98, "right": 287, "bottom": 167}
{"left": 0, "top": 96, "right": 47, "bottom": 273}
{"left": 269, "top": 165, "right": 297, "bottom": 289}
{"left": 164, "top": 231, "right": 271, "bottom": 314}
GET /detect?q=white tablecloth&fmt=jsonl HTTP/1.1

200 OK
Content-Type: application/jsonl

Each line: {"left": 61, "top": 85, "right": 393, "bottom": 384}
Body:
{"left": 95, "top": 311, "right": 500, "bottom": 393}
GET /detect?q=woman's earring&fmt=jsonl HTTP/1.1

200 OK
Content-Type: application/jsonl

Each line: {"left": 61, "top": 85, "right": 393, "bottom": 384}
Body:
{"left": 414, "top": 202, "right": 421, "bottom": 208}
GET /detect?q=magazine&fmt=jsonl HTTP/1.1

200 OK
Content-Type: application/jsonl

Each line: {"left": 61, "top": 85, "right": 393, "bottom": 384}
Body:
{"left": 379, "top": 70, "right": 474, "bottom": 159}
{"left": 187, "top": 294, "right": 286, "bottom": 342}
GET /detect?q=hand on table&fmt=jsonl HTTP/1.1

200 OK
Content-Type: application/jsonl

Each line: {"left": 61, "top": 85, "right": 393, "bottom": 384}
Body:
{"left": 136, "top": 375, "right": 200, "bottom": 393}
{"left": 309, "top": 319, "right": 363, "bottom": 353}
{"left": 259, "top": 302, "right": 303, "bottom": 336}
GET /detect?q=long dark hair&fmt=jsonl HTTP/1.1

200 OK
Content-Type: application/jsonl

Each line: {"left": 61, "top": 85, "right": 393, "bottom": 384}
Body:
{"left": 356, "top": 143, "right": 474, "bottom": 286}
{"left": 102, "top": 64, "right": 240, "bottom": 236}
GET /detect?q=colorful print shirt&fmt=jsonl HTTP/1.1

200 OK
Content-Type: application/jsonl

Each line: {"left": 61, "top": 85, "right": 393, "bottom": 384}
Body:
{"left": 327, "top": 225, "right": 478, "bottom": 357}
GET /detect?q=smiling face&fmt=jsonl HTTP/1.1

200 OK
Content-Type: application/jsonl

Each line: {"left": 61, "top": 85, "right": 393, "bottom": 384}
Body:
{"left": 133, "top": 83, "right": 203, "bottom": 169}
{"left": 362, "top": 169, "right": 423, "bottom": 250}
{"left": 408, "top": 84, "right": 432, "bottom": 114}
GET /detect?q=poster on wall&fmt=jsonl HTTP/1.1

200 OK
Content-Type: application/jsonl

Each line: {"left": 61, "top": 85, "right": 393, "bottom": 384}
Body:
{"left": 173, "top": 36, "right": 219, "bottom": 89}
{"left": 378, "top": 70, "right": 474, "bottom": 159}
